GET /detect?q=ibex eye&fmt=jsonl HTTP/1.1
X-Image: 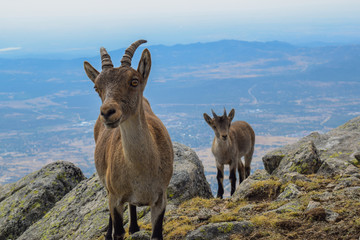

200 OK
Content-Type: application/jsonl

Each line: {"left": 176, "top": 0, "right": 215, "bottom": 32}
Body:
{"left": 131, "top": 79, "right": 139, "bottom": 87}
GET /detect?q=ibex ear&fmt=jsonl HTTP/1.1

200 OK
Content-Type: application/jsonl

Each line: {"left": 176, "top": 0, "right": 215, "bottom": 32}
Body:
{"left": 203, "top": 113, "right": 213, "bottom": 126}
{"left": 84, "top": 61, "right": 99, "bottom": 83}
{"left": 228, "top": 108, "right": 235, "bottom": 122}
{"left": 138, "top": 48, "right": 151, "bottom": 84}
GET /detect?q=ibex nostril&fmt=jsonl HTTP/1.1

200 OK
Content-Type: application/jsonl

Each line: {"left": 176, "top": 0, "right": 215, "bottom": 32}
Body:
{"left": 107, "top": 109, "right": 116, "bottom": 116}
{"left": 101, "top": 108, "right": 116, "bottom": 119}
{"left": 222, "top": 135, "right": 228, "bottom": 140}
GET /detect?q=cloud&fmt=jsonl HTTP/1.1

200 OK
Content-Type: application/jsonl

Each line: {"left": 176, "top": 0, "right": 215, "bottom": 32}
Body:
{"left": 0, "top": 96, "right": 60, "bottom": 109}
{"left": 0, "top": 47, "right": 21, "bottom": 52}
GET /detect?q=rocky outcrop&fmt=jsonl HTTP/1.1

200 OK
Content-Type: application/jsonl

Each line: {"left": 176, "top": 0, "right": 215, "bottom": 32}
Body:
{"left": 273, "top": 140, "right": 322, "bottom": 176}
{"left": 232, "top": 169, "right": 281, "bottom": 202}
{"left": 263, "top": 116, "right": 360, "bottom": 177}
{"left": 2, "top": 142, "right": 212, "bottom": 240}
{"left": 0, "top": 161, "right": 85, "bottom": 240}
{"left": 17, "top": 173, "right": 108, "bottom": 240}
{"left": 276, "top": 183, "right": 301, "bottom": 201}
{"left": 262, "top": 152, "right": 284, "bottom": 174}
{"left": 168, "top": 142, "right": 213, "bottom": 205}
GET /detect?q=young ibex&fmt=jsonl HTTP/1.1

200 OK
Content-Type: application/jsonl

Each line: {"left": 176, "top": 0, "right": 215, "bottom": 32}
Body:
{"left": 204, "top": 108, "right": 255, "bottom": 199}
{"left": 84, "top": 40, "right": 173, "bottom": 240}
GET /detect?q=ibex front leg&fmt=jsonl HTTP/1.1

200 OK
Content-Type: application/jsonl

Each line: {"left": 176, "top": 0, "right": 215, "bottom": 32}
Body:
{"left": 108, "top": 195, "right": 125, "bottom": 240}
{"left": 216, "top": 164, "right": 224, "bottom": 199}
{"left": 105, "top": 213, "right": 113, "bottom": 240}
{"left": 150, "top": 192, "right": 167, "bottom": 240}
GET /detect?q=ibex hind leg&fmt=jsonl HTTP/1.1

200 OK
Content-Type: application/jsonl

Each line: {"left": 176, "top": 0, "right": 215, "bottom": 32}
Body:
{"left": 150, "top": 192, "right": 167, "bottom": 240}
{"left": 237, "top": 158, "right": 245, "bottom": 184}
{"left": 245, "top": 148, "right": 254, "bottom": 178}
{"left": 229, "top": 167, "right": 237, "bottom": 196}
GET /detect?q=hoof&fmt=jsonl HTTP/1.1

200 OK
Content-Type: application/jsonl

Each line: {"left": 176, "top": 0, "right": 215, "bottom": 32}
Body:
{"left": 129, "top": 225, "right": 140, "bottom": 234}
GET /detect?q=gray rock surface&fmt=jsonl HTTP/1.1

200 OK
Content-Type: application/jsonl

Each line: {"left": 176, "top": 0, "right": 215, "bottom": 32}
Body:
{"left": 0, "top": 161, "right": 85, "bottom": 240}
{"left": 186, "top": 221, "right": 254, "bottom": 240}
{"left": 125, "top": 230, "right": 151, "bottom": 240}
{"left": 276, "top": 183, "right": 301, "bottom": 201}
{"left": 317, "top": 158, "right": 351, "bottom": 177}
{"left": 305, "top": 201, "right": 321, "bottom": 212}
{"left": 272, "top": 141, "right": 322, "bottom": 176}
{"left": 232, "top": 169, "right": 281, "bottom": 202}
{"left": 333, "top": 176, "right": 360, "bottom": 190}
{"left": 168, "top": 142, "right": 213, "bottom": 205}
{"left": 17, "top": 173, "right": 108, "bottom": 240}
{"left": 280, "top": 172, "right": 312, "bottom": 183}
{"left": 273, "top": 200, "right": 302, "bottom": 214}
{"left": 311, "top": 191, "right": 335, "bottom": 202}
{"left": 325, "top": 209, "right": 339, "bottom": 223}
{"left": 338, "top": 186, "right": 360, "bottom": 199}
{"left": 262, "top": 151, "right": 284, "bottom": 174}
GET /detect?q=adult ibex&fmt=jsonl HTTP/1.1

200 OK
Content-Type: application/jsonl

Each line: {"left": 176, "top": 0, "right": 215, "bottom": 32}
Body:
{"left": 204, "top": 108, "right": 255, "bottom": 199}
{"left": 84, "top": 40, "right": 173, "bottom": 240}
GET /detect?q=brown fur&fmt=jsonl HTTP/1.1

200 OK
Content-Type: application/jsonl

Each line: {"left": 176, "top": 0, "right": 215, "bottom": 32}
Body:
{"left": 204, "top": 108, "right": 255, "bottom": 198}
{"left": 84, "top": 41, "right": 173, "bottom": 240}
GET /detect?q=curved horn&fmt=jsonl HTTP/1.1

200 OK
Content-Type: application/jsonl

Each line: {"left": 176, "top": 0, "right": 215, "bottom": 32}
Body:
{"left": 211, "top": 109, "right": 218, "bottom": 118}
{"left": 100, "top": 47, "right": 113, "bottom": 70}
{"left": 120, "top": 39, "right": 147, "bottom": 67}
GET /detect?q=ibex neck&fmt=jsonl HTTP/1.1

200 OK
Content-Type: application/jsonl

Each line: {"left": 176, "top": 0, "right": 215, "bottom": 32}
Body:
{"left": 214, "top": 137, "right": 232, "bottom": 148}
{"left": 212, "top": 137, "right": 234, "bottom": 164}
{"left": 119, "top": 102, "right": 155, "bottom": 163}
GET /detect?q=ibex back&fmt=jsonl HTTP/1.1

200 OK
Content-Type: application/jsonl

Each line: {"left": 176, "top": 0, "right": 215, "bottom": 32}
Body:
{"left": 204, "top": 108, "right": 255, "bottom": 198}
{"left": 84, "top": 40, "right": 173, "bottom": 240}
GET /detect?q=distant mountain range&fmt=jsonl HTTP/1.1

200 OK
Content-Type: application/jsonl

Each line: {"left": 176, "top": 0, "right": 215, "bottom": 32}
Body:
{"left": 0, "top": 39, "right": 359, "bottom": 184}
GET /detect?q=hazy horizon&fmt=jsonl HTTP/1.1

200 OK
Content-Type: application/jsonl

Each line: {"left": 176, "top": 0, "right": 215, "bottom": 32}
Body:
{"left": 1, "top": 0, "right": 360, "bottom": 58}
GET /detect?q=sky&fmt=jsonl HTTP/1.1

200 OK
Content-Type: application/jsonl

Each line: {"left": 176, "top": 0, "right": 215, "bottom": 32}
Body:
{"left": 1, "top": 0, "right": 360, "bottom": 57}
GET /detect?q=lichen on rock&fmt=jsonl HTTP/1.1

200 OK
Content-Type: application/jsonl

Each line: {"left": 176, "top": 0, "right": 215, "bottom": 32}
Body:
{"left": 0, "top": 161, "right": 85, "bottom": 240}
{"left": 185, "top": 221, "right": 254, "bottom": 240}
{"left": 271, "top": 141, "right": 322, "bottom": 176}
{"left": 17, "top": 172, "right": 108, "bottom": 240}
